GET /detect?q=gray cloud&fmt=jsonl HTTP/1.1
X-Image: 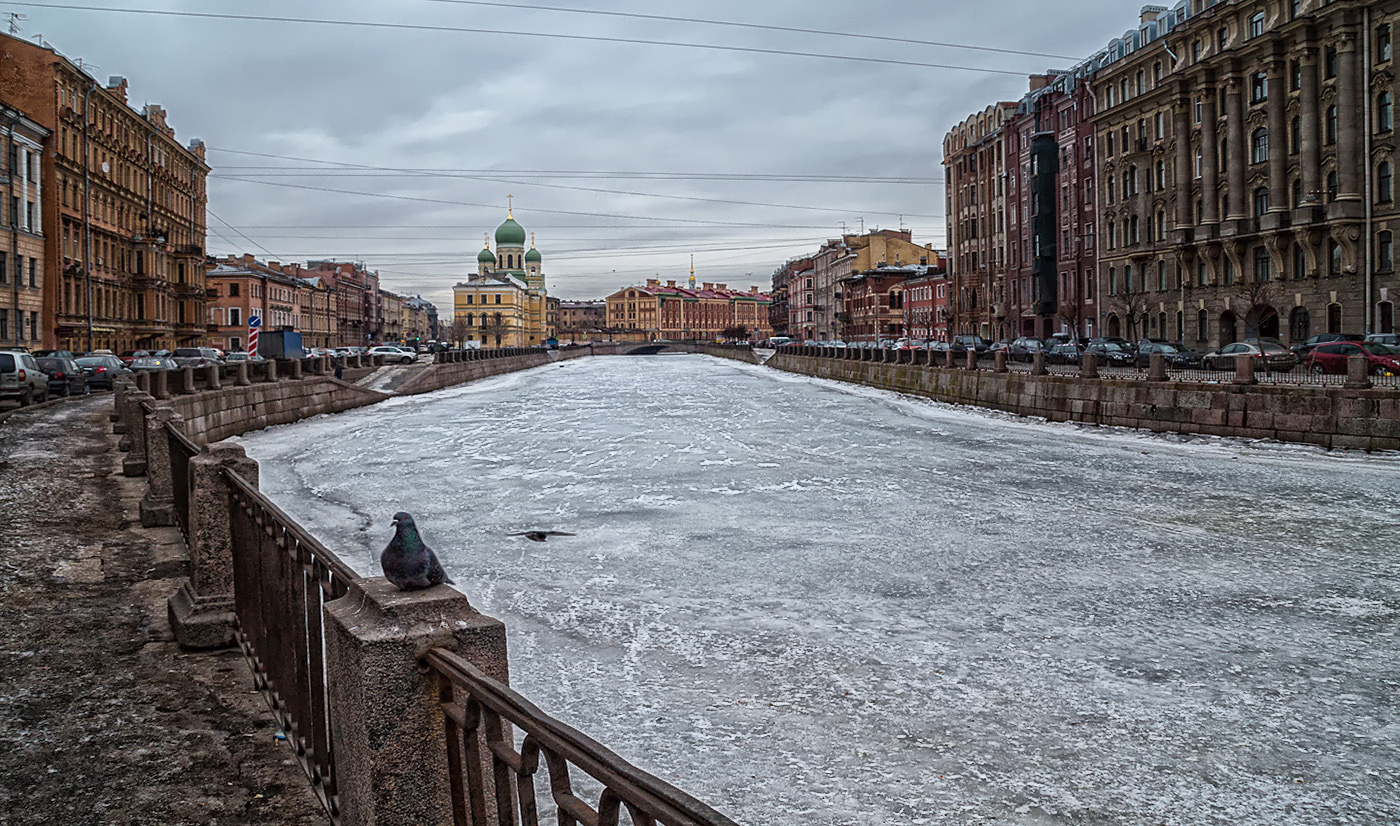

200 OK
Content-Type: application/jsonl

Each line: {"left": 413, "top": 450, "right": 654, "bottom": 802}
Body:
{"left": 20, "top": 0, "right": 1138, "bottom": 308}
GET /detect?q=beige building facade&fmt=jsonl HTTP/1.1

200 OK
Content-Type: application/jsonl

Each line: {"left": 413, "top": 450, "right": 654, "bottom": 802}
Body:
{"left": 0, "top": 103, "right": 48, "bottom": 349}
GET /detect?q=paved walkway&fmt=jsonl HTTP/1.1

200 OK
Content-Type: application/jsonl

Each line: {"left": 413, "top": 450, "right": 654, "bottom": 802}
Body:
{"left": 0, "top": 396, "right": 325, "bottom": 825}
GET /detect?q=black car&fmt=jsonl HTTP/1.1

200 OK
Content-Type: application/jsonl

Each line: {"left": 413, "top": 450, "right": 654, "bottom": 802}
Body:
{"left": 1083, "top": 341, "right": 1135, "bottom": 367}
{"left": 1133, "top": 341, "right": 1203, "bottom": 368}
{"left": 1046, "top": 343, "right": 1083, "bottom": 365}
{"left": 1009, "top": 337, "right": 1047, "bottom": 362}
{"left": 75, "top": 355, "right": 131, "bottom": 390}
{"left": 950, "top": 335, "right": 991, "bottom": 357}
{"left": 36, "top": 356, "right": 87, "bottom": 396}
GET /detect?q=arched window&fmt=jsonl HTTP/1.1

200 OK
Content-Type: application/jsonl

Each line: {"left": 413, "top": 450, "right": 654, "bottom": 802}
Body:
{"left": 1326, "top": 105, "right": 1339, "bottom": 143}
{"left": 1251, "top": 128, "right": 1269, "bottom": 163}
{"left": 1197, "top": 308, "right": 1209, "bottom": 341}
{"left": 1381, "top": 92, "right": 1394, "bottom": 133}
{"left": 1289, "top": 306, "right": 1311, "bottom": 343}
{"left": 1379, "top": 161, "right": 1394, "bottom": 202}
{"left": 1379, "top": 230, "right": 1394, "bottom": 270}
{"left": 1379, "top": 301, "right": 1395, "bottom": 334}
{"left": 1254, "top": 188, "right": 1271, "bottom": 217}
{"left": 464, "top": 313, "right": 474, "bottom": 327}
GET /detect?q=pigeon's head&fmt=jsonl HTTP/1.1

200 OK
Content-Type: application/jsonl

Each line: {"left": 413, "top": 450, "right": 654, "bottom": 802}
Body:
{"left": 391, "top": 512, "right": 415, "bottom": 530}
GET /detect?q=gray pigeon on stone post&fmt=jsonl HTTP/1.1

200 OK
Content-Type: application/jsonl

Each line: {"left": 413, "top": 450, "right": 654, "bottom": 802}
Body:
{"left": 381, "top": 512, "right": 454, "bottom": 591}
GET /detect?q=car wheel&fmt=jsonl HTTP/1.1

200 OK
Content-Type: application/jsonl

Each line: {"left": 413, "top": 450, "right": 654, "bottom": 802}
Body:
{"left": 401, "top": 357, "right": 413, "bottom": 364}
{"left": 1310, "top": 363, "right": 1327, "bottom": 375}
{"left": 18, "top": 388, "right": 31, "bottom": 406}
{"left": 1373, "top": 364, "right": 1392, "bottom": 377}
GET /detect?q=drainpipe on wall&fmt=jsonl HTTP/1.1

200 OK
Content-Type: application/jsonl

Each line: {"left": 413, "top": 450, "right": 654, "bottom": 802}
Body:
{"left": 82, "top": 80, "right": 93, "bottom": 353}
{"left": 5, "top": 113, "right": 20, "bottom": 349}
{"left": 1364, "top": 8, "right": 1375, "bottom": 335}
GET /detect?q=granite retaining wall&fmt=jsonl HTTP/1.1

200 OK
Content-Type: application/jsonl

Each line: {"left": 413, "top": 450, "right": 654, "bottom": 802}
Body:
{"left": 767, "top": 353, "right": 1400, "bottom": 451}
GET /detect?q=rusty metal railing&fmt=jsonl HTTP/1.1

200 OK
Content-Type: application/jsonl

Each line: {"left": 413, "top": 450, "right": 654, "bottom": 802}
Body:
{"left": 426, "top": 648, "right": 739, "bottom": 826}
{"left": 226, "top": 467, "right": 358, "bottom": 823}
{"left": 166, "top": 421, "right": 200, "bottom": 545}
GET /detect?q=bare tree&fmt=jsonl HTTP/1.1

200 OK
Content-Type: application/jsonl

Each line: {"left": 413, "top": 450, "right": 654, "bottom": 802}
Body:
{"left": 1056, "top": 301, "right": 1085, "bottom": 341}
{"left": 721, "top": 325, "right": 750, "bottom": 342}
{"left": 1108, "top": 289, "right": 1151, "bottom": 340}
{"left": 448, "top": 316, "right": 469, "bottom": 347}
{"left": 1229, "top": 276, "right": 1284, "bottom": 339}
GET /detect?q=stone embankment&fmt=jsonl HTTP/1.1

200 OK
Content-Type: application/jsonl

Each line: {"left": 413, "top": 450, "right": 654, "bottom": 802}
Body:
{"left": 768, "top": 348, "right": 1400, "bottom": 451}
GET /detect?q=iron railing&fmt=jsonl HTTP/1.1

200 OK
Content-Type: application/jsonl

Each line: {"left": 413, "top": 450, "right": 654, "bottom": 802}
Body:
{"left": 426, "top": 648, "right": 740, "bottom": 826}
{"left": 166, "top": 421, "right": 200, "bottom": 545}
{"left": 226, "top": 467, "right": 359, "bottom": 823}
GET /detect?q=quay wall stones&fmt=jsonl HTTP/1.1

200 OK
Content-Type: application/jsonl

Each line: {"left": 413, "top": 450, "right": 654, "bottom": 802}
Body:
{"left": 161, "top": 376, "right": 390, "bottom": 446}
{"left": 766, "top": 353, "right": 1400, "bottom": 452}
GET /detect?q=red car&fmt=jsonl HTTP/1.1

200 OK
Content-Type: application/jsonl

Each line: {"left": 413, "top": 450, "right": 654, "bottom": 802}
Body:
{"left": 1306, "top": 341, "right": 1400, "bottom": 376}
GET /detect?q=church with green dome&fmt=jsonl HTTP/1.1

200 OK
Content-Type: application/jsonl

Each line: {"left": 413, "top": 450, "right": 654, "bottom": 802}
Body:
{"left": 452, "top": 203, "right": 553, "bottom": 348}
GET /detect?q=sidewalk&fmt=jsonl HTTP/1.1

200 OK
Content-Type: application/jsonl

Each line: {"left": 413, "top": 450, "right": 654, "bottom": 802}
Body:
{"left": 0, "top": 396, "right": 325, "bottom": 825}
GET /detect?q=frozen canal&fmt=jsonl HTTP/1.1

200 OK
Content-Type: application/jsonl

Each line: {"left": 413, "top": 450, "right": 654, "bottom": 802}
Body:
{"left": 235, "top": 355, "right": 1400, "bottom": 825}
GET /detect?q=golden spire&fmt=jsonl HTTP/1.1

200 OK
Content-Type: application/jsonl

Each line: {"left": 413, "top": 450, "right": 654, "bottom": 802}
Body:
{"left": 483, "top": 232, "right": 490, "bottom": 249}
{"left": 688, "top": 254, "right": 696, "bottom": 289}
{"left": 530, "top": 232, "right": 536, "bottom": 249}
{"left": 507, "top": 194, "right": 514, "bottom": 218}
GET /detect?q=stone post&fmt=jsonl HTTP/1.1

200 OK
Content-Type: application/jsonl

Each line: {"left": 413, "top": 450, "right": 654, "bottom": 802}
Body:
{"left": 965, "top": 349, "right": 978, "bottom": 370}
{"left": 151, "top": 368, "right": 171, "bottom": 400}
{"left": 1031, "top": 352, "right": 1048, "bottom": 376}
{"left": 119, "top": 391, "right": 150, "bottom": 464}
{"left": 235, "top": 362, "right": 251, "bottom": 387}
{"left": 1080, "top": 352, "right": 1100, "bottom": 379}
{"left": 264, "top": 360, "right": 279, "bottom": 383}
{"left": 1233, "top": 353, "right": 1257, "bottom": 385}
{"left": 1148, "top": 353, "right": 1168, "bottom": 381}
{"left": 168, "top": 443, "right": 260, "bottom": 649}
{"left": 1344, "top": 353, "right": 1373, "bottom": 389}
{"left": 180, "top": 367, "right": 197, "bottom": 395}
{"left": 288, "top": 358, "right": 303, "bottom": 380}
{"left": 140, "top": 407, "right": 180, "bottom": 527}
{"left": 206, "top": 363, "right": 222, "bottom": 390}
{"left": 373, "top": 354, "right": 385, "bottom": 367}
{"left": 111, "top": 378, "right": 126, "bottom": 425}
{"left": 135, "top": 369, "right": 150, "bottom": 393}
{"left": 944, "top": 348, "right": 956, "bottom": 368}
{"left": 324, "top": 579, "right": 509, "bottom": 826}
{"left": 994, "top": 351, "right": 1008, "bottom": 373}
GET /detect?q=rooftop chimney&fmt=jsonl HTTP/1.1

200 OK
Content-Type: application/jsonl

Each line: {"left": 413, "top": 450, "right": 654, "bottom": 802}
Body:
{"left": 1140, "top": 5, "right": 1166, "bottom": 24}
{"left": 666, "top": 280, "right": 676, "bottom": 287}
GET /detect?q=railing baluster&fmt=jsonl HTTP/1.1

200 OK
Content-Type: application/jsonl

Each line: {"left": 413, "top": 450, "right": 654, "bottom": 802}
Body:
{"left": 463, "top": 698, "right": 492, "bottom": 826}
{"left": 441, "top": 682, "right": 473, "bottom": 826}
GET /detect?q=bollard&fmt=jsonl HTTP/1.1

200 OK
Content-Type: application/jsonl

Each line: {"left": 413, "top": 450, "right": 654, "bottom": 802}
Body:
{"left": 373, "top": 354, "right": 385, "bottom": 367}
{"left": 112, "top": 378, "right": 128, "bottom": 431}
{"left": 1031, "top": 351, "right": 1048, "bottom": 376}
{"left": 945, "top": 348, "right": 956, "bottom": 368}
{"left": 136, "top": 369, "right": 150, "bottom": 393}
{"left": 288, "top": 358, "right": 303, "bottom": 380}
{"left": 1148, "top": 353, "right": 1168, "bottom": 381}
{"left": 325, "top": 580, "right": 509, "bottom": 826}
{"left": 965, "top": 348, "right": 978, "bottom": 370}
{"left": 168, "top": 443, "right": 259, "bottom": 649}
{"left": 994, "top": 350, "right": 1008, "bottom": 373}
{"left": 1080, "top": 351, "right": 1100, "bottom": 379}
{"left": 1233, "top": 353, "right": 1257, "bottom": 385}
{"left": 206, "top": 363, "right": 222, "bottom": 390}
{"left": 180, "top": 366, "right": 197, "bottom": 395}
{"left": 1344, "top": 353, "right": 1372, "bottom": 390}
{"left": 151, "top": 368, "right": 171, "bottom": 400}
{"left": 139, "top": 408, "right": 180, "bottom": 527}
{"left": 118, "top": 390, "right": 149, "bottom": 461}
{"left": 264, "top": 360, "right": 278, "bottom": 383}
{"left": 235, "top": 362, "right": 251, "bottom": 387}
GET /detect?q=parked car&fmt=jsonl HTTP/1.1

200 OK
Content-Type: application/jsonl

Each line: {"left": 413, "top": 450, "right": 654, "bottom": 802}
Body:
{"left": 225, "top": 352, "right": 266, "bottom": 364}
{"left": 1306, "top": 341, "right": 1400, "bottom": 376}
{"left": 129, "top": 356, "right": 179, "bottom": 372}
{"left": 75, "top": 355, "right": 131, "bottom": 390}
{"left": 36, "top": 356, "right": 88, "bottom": 396}
{"left": 0, "top": 350, "right": 49, "bottom": 405}
{"left": 1009, "top": 337, "right": 1047, "bottom": 362}
{"left": 367, "top": 345, "right": 416, "bottom": 364}
{"left": 31, "top": 349, "right": 76, "bottom": 359}
{"left": 1083, "top": 341, "right": 1135, "bottom": 367}
{"left": 1289, "top": 333, "right": 1364, "bottom": 361}
{"left": 1202, "top": 339, "right": 1298, "bottom": 372}
{"left": 950, "top": 336, "right": 991, "bottom": 357}
{"left": 172, "top": 347, "right": 225, "bottom": 369}
{"left": 1133, "top": 341, "right": 1204, "bottom": 368}
{"left": 1047, "top": 343, "right": 1083, "bottom": 365}
{"left": 1364, "top": 333, "right": 1399, "bottom": 346}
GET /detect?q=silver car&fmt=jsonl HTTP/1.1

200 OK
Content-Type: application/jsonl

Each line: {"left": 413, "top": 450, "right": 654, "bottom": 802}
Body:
{"left": 0, "top": 350, "right": 50, "bottom": 405}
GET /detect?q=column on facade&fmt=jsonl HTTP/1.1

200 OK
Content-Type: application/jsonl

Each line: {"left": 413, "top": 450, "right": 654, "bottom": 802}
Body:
{"left": 1173, "top": 95, "right": 1194, "bottom": 228}
{"left": 1300, "top": 49, "right": 1323, "bottom": 200}
{"left": 1202, "top": 84, "right": 1221, "bottom": 223}
{"left": 1267, "top": 62, "right": 1289, "bottom": 212}
{"left": 1225, "top": 76, "right": 1248, "bottom": 220}
{"left": 1335, "top": 32, "right": 1362, "bottom": 200}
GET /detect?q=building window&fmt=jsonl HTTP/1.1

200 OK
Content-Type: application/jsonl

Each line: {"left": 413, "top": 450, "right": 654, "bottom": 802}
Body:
{"left": 1325, "top": 46, "right": 1337, "bottom": 79}
{"left": 1198, "top": 260, "right": 1208, "bottom": 287}
{"left": 1195, "top": 147, "right": 1203, "bottom": 179}
{"left": 1290, "top": 116, "right": 1301, "bottom": 154}
{"left": 1249, "top": 12, "right": 1265, "bottom": 39}
{"left": 1250, "top": 72, "right": 1268, "bottom": 103}
{"left": 1293, "top": 178, "right": 1304, "bottom": 207}
{"left": 1290, "top": 59, "right": 1302, "bottom": 91}
{"left": 1218, "top": 27, "right": 1228, "bottom": 52}
{"left": 1223, "top": 258, "right": 1235, "bottom": 286}
{"left": 1197, "top": 308, "right": 1209, "bottom": 340}
{"left": 1194, "top": 97, "right": 1203, "bottom": 123}
{"left": 1329, "top": 240, "right": 1342, "bottom": 275}
{"left": 1251, "top": 128, "right": 1269, "bottom": 163}
{"left": 1380, "top": 231, "right": 1394, "bottom": 270}
{"left": 1254, "top": 246, "right": 1271, "bottom": 282}
{"left": 1290, "top": 306, "right": 1310, "bottom": 342}
{"left": 1157, "top": 260, "right": 1167, "bottom": 291}
{"left": 1380, "top": 92, "right": 1393, "bottom": 132}
{"left": 1192, "top": 40, "right": 1202, "bottom": 62}
{"left": 1327, "top": 303, "right": 1342, "bottom": 334}
{"left": 1380, "top": 162, "right": 1394, "bottom": 202}
{"left": 1293, "top": 243, "right": 1307, "bottom": 280}
{"left": 1381, "top": 24, "right": 1393, "bottom": 62}
{"left": 1327, "top": 170, "right": 1340, "bottom": 202}
{"left": 1254, "top": 188, "right": 1271, "bottom": 217}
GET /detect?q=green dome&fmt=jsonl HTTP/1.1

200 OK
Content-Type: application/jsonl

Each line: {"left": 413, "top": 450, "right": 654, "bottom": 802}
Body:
{"left": 524, "top": 246, "right": 541, "bottom": 263}
{"left": 478, "top": 246, "right": 496, "bottom": 264}
{"left": 495, "top": 215, "right": 527, "bottom": 246}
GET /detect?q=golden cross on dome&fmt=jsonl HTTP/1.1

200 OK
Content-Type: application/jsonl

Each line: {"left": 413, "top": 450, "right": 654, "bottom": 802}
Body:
{"left": 530, "top": 232, "right": 536, "bottom": 248}
{"left": 507, "top": 194, "right": 514, "bottom": 217}
{"left": 483, "top": 232, "right": 490, "bottom": 248}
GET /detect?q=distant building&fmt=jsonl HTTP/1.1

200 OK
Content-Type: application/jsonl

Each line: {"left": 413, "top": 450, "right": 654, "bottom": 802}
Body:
{"left": 605, "top": 277, "right": 772, "bottom": 341}
{"left": 403, "top": 295, "right": 437, "bottom": 343}
{"left": 207, "top": 255, "right": 334, "bottom": 353}
{"left": 841, "top": 264, "right": 941, "bottom": 345}
{"left": 453, "top": 209, "right": 550, "bottom": 348}
{"left": 901, "top": 268, "right": 951, "bottom": 342}
{"left": 558, "top": 299, "right": 604, "bottom": 342}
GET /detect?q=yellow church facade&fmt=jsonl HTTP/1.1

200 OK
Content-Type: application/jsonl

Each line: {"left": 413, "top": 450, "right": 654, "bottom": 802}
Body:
{"left": 452, "top": 209, "right": 552, "bottom": 348}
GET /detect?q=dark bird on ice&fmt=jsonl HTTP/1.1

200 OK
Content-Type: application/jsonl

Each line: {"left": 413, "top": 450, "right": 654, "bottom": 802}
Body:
{"left": 381, "top": 512, "right": 454, "bottom": 591}
{"left": 508, "top": 530, "right": 576, "bottom": 542}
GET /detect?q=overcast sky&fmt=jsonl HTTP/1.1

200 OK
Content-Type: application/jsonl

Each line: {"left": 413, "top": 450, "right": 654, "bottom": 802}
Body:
{"left": 16, "top": 0, "right": 1138, "bottom": 307}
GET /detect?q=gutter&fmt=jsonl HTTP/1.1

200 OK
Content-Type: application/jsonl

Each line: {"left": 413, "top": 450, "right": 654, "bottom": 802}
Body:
{"left": 4, "top": 111, "right": 19, "bottom": 348}
{"left": 82, "top": 80, "right": 93, "bottom": 352}
{"left": 1364, "top": 7, "right": 1375, "bottom": 334}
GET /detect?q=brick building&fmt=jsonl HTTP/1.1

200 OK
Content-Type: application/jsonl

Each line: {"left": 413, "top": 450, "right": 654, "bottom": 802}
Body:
{"left": 902, "top": 269, "right": 951, "bottom": 342}
{"left": 0, "top": 33, "right": 209, "bottom": 353}
{"left": 206, "top": 255, "right": 335, "bottom": 353}
{"left": 605, "top": 278, "right": 772, "bottom": 341}
{"left": 944, "top": 103, "right": 1017, "bottom": 339}
{"left": 0, "top": 102, "right": 49, "bottom": 349}
{"left": 558, "top": 299, "right": 605, "bottom": 341}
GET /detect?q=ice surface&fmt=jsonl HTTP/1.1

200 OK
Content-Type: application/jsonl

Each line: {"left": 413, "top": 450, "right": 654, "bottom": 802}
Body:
{"left": 235, "top": 355, "right": 1400, "bottom": 825}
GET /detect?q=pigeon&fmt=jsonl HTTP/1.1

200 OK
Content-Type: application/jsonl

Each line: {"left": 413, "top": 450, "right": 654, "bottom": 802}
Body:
{"left": 507, "top": 530, "right": 576, "bottom": 542}
{"left": 381, "top": 512, "right": 454, "bottom": 591}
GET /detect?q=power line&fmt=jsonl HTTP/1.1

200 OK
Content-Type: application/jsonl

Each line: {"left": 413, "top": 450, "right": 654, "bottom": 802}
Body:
{"left": 422, "top": 0, "right": 1080, "bottom": 61}
{"left": 208, "top": 208, "right": 279, "bottom": 259}
{"left": 6, "top": 2, "right": 1039, "bottom": 77}
{"left": 210, "top": 166, "right": 944, "bottom": 185}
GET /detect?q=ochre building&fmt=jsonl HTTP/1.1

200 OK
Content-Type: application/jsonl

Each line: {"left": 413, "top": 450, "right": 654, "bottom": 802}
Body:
{"left": 453, "top": 210, "right": 551, "bottom": 348}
